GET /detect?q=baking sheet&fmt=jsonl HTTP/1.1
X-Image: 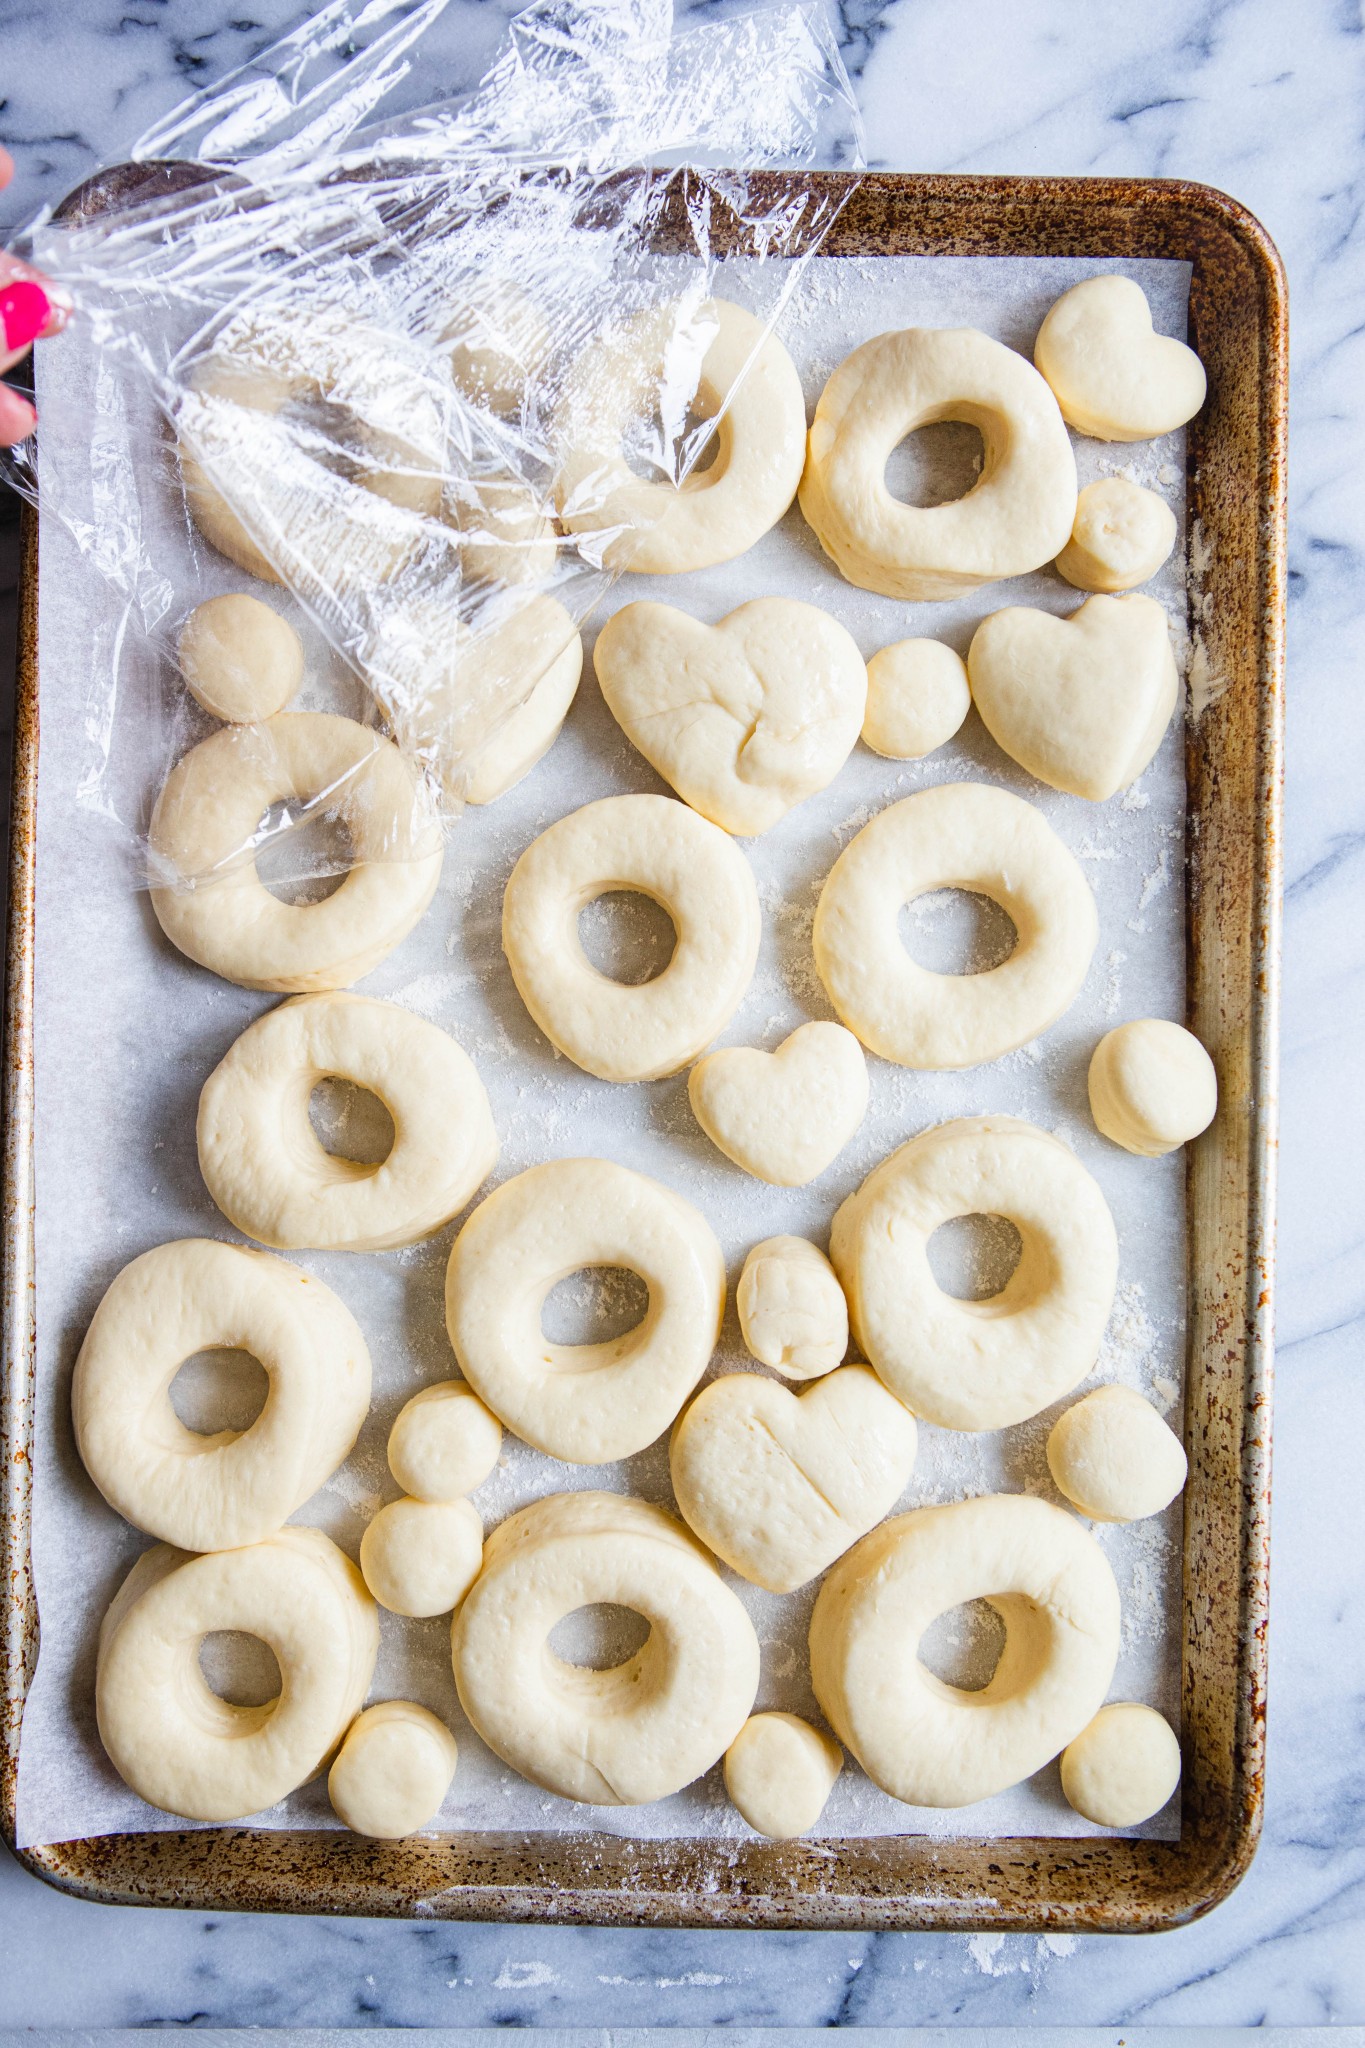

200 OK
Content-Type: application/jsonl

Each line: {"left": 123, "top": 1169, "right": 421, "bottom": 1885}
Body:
{"left": 16, "top": 252, "right": 1192, "bottom": 1852}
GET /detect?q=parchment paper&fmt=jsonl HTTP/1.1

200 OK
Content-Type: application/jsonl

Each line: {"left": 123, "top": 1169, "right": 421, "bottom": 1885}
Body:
{"left": 17, "top": 253, "right": 1192, "bottom": 1851}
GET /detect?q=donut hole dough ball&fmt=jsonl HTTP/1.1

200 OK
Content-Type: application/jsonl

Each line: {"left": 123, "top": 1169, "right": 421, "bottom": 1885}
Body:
{"left": 96, "top": 1527, "right": 378, "bottom": 1822}
{"left": 1061, "top": 1702, "right": 1181, "bottom": 1828}
{"left": 1034, "top": 276, "right": 1206, "bottom": 442}
{"left": 149, "top": 713, "right": 443, "bottom": 993}
{"left": 830, "top": 1117, "right": 1118, "bottom": 1431}
{"left": 862, "top": 639, "right": 971, "bottom": 760}
{"left": 737, "top": 1236, "right": 848, "bottom": 1380}
{"left": 554, "top": 297, "right": 806, "bottom": 574}
{"left": 724, "top": 1713, "right": 843, "bottom": 1840}
{"left": 446, "top": 1158, "right": 725, "bottom": 1463}
{"left": 798, "top": 326, "right": 1077, "bottom": 601}
{"left": 810, "top": 1494, "right": 1121, "bottom": 1808}
{"left": 1056, "top": 477, "right": 1178, "bottom": 593}
{"left": 197, "top": 992, "right": 497, "bottom": 1253}
{"left": 813, "top": 782, "right": 1098, "bottom": 1070}
{"left": 73, "top": 1238, "right": 371, "bottom": 1552}
{"left": 1089, "top": 1019, "right": 1218, "bottom": 1156}
{"left": 360, "top": 1498, "right": 483, "bottom": 1618}
{"left": 388, "top": 1381, "right": 502, "bottom": 1501}
{"left": 451, "top": 1491, "right": 760, "bottom": 1805}
{"left": 503, "top": 794, "right": 761, "bottom": 1083}
{"left": 1047, "top": 1385, "right": 1188, "bottom": 1523}
{"left": 178, "top": 595, "right": 304, "bottom": 724}
{"left": 329, "top": 1700, "right": 459, "bottom": 1839}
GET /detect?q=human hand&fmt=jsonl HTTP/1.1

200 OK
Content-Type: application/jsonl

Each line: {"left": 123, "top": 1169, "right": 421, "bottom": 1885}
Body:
{"left": 1, "top": 145, "right": 73, "bottom": 447}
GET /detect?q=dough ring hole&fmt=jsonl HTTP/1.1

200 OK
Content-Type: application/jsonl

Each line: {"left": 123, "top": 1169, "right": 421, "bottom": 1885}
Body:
{"left": 622, "top": 386, "right": 721, "bottom": 485}
{"left": 884, "top": 419, "right": 986, "bottom": 509}
{"left": 577, "top": 890, "right": 678, "bottom": 987}
{"left": 308, "top": 1076, "right": 398, "bottom": 1171}
{"left": 540, "top": 1265, "right": 651, "bottom": 1349}
{"left": 899, "top": 888, "right": 1019, "bottom": 977}
{"left": 198, "top": 1629, "right": 283, "bottom": 1711}
{"left": 926, "top": 1213, "right": 1024, "bottom": 1304}
{"left": 167, "top": 1347, "right": 270, "bottom": 1441}
{"left": 255, "top": 800, "right": 354, "bottom": 908}
{"left": 548, "top": 1602, "right": 653, "bottom": 1673}
{"left": 916, "top": 1597, "right": 1008, "bottom": 1694}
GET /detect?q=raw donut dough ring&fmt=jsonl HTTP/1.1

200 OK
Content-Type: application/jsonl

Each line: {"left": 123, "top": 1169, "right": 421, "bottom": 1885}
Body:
{"left": 502, "top": 793, "right": 761, "bottom": 1082}
{"left": 73, "top": 1237, "right": 372, "bottom": 1552}
{"left": 1056, "top": 477, "right": 1177, "bottom": 593}
{"left": 555, "top": 297, "right": 806, "bottom": 574}
{"left": 388, "top": 1380, "right": 502, "bottom": 1500}
{"left": 97, "top": 1526, "right": 378, "bottom": 1823}
{"left": 329, "top": 1700, "right": 459, "bottom": 1839}
{"left": 736, "top": 1235, "right": 848, "bottom": 1380}
{"left": 1060, "top": 1702, "right": 1181, "bottom": 1827}
{"left": 149, "top": 713, "right": 443, "bottom": 994}
{"left": 1047, "top": 1385, "right": 1188, "bottom": 1523}
{"left": 451, "top": 1491, "right": 760, "bottom": 1805}
{"left": 197, "top": 992, "right": 497, "bottom": 1253}
{"left": 178, "top": 594, "right": 304, "bottom": 724}
{"left": 360, "top": 1497, "right": 483, "bottom": 1618}
{"left": 445, "top": 1158, "right": 725, "bottom": 1463}
{"left": 1088, "top": 1019, "right": 1218, "bottom": 1156}
{"left": 724, "top": 1713, "right": 842, "bottom": 1839}
{"left": 831, "top": 1117, "right": 1118, "bottom": 1431}
{"left": 798, "top": 326, "right": 1077, "bottom": 601}
{"left": 810, "top": 1493, "right": 1121, "bottom": 1808}
{"left": 813, "top": 781, "right": 1098, "bottom": 1070}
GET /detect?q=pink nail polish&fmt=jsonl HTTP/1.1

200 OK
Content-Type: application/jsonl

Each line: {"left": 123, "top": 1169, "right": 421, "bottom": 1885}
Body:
{"left": 1, "top": 279, "right": 51, "bottom": 351}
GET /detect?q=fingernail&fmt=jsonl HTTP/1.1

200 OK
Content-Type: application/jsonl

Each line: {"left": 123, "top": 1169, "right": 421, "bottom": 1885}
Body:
{"left": 1, "top": 279, "right": 51, "bottom": 351}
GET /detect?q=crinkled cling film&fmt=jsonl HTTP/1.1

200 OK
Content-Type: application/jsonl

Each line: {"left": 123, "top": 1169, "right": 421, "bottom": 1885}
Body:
{"left": 3, "top": 0, "right": 863, "bottom": 894}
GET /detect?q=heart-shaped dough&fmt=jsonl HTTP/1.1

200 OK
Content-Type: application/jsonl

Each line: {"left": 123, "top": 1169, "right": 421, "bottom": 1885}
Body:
{"left": 688, "top": 1022, "right": 868, "bottom": 1185}
{"left": 968, "top": 593, "right": 1178, "bottom": 802}
{"left": 594, "top": 599, "right": 867, "bottom": 836}
{"left": 1034, "top": 276, "right": 1206, "bottom": 442}
{"left": 670, "top": 1367, "right": 917, "bottom": 1592}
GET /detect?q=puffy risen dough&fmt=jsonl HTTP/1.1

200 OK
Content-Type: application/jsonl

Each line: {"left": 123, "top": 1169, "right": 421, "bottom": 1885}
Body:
{"left": 862, "top": 638, "right": 971, "bottom": 760}
{"left": 724, "top": 1713, "right": 842, "bottom": 1839}
{"left": 736, "top": 1235, "right": 848, "bottom": 1380}
{"left": 1034, "top": 276, "right": 1206, "bottom": 442}
{"left": 1088, "top": 1018, "right": 1218, "bottom": 1155}
{"left": 178, "top": 594, "right": 304, "bottom": 724}
{"left": 1047, "top": 1385, "right": 1188, "bottom": 1523}
{"left": 798, "top": 326, "right": 1077, "bottom": 600}
{"left": 688, "top": 1022, "right": 868, "bottom": 1186}
{"left": 360, "top": 1497, "right": 483, "bottom": 1618}
{"left": 451, "top": 1491, "right": 760, "bottom": 1804}
{"left": 328, "top": 1699, "right": 459, "bottom": 1839}
{"left": 387, "top": 1380, "right": 502, "bottom": 1501}
{"left": 813, "top": 782, "right": 1098, "bottom": 1070}
{"left": 1060, "top": 1702, "right": 1181, "bottom": 1827}
{"left": 1056, "top": 477, "right": 1177, "bottom": 593}
{"left": 809, "top": 1494, "right": 1121, "bottom": 1807}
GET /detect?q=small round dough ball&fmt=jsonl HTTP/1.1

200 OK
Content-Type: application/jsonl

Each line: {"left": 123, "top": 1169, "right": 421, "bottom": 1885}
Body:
{"left": 328, "top": 1700, "right": 458, "bottom": 1839}
{"left": 388, "top": 1381, "right": 502, "bottom": 1502}
{"left": 1056, "top": 477, "right": 1178, "bottom": 594}
{"left": 1047, "top": 1384, "right": 1187, "bottom": 1523}
{"left": 178, "top": 594, "right": 304, "bottom": 724}
{"left": 1060, "top": 1702, "right": 1181, "bottom": 1828}
{"left": 737, "top": 1236, "right": 848, "bottom": 1381}
{"left": 724, "top": 1712, "right": 842, "bottom": 1839}
{"left": 862, "top": 639, "right": 971, "bottom": 760}
{"left": 360, "top": 1497, "right": 483, "bottom": 1618}
{"left": 1089, "top": 1019, "right": 1217, "bottom": 1156}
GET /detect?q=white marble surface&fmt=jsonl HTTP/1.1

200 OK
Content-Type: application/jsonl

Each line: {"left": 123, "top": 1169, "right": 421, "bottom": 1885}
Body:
{"left": 0, "top": 0, "right": 1361, "bottom": 2026}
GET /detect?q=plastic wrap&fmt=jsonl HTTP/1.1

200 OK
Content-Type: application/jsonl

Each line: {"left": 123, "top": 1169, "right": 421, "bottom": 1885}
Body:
{"left": 2, "top": 0, "right": 862, "bottom": 890}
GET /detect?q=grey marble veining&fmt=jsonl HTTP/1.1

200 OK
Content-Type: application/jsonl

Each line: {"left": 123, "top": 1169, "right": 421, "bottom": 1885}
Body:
{"left": 2, "top": 0, "right": 1364, "bottom": 2026}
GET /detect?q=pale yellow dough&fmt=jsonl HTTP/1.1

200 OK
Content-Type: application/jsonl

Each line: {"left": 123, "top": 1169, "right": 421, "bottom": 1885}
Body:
{"left": 968, "top": 594, "right": 1178, "bottom": 802}
{"left": 1034, "top": 276, "right": 1206, "bottom": 441}
{"left": 1047, "top": 1385, "right": 1188, "bottom": 1523}
{"left": 388, "top": 1381, "right": 502, "bottom": 1501}
{"left": 688, "top": 1022, "right": 868, "bottom": 1186}
{"left": 197, "top": 993, "right": 497, "bottom": 1253}
{"left": 178, "top": 594, "right": 304, "bottom": 724}
{"left": 1061, "top": 1702, "right": 1182, "bottom": 1827}
{"left": 813, "top": 782, "right": 1098, "bottom": 1070}
{"left": 445, "top": 283, "right": 552, "bottom": 416}
{"left": 451, "top": 1492, "right": 760, "bottom": 1805}
{"left": 360, "top": 1497, "right": 483, "bottom": 1618}
{"left": 445, "top": 1158, "right": 725, "bottom": 1463}
{"left": 736, "top": 1235, "right": 848, "bottom": 1380}
{"left": 594, "top": 599, "right": 867, "bottom": 836}
{"left": 503, "top": 793, "right": 761, "bottom": 1082}
{"left": 810, "top": 1494, "right": 1121, "bottom": 1807}
{"left": 831, "top": 1117, "right": 1118, "bottom": 1432}
{"left": 329, "top": 1700, "right": 459, "bottom": 1839}
{"left": 862, "top": 638, "right": 971, "bottom": 760}
{"left": 149, "top": 713, "right": 443, "bottom": 993}
{"left": 798, "top": 326, "right": 1077, "bottom": 600}
{"left": 724, "top": 1713, "right": 842, "bottom": 1840}
{"left": 97, "top": 1527, "right": 378, "bottom": 1823}
{"left": 670, "top": 1366, "right": 917, "bottom": 1593}
{"left": 1088, "top": 1018, "right": 1218, "bottom": 1155}
{"left": 1056, "top": 477, "right": 1177, "bottom": 592}
{"left": 555, "top": 297, "right": 806, "bottom": 574}
{"left": 73, "top": 1238, "right": 371, "bottom": 1553}
{"left": 450, "top": 477, "right": 557, "bottom": 587}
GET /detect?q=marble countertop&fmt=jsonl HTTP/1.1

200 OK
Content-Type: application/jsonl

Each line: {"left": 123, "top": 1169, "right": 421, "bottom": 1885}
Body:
{"left": 2, "top": 0, "right": 1361, "bottom": 2027}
